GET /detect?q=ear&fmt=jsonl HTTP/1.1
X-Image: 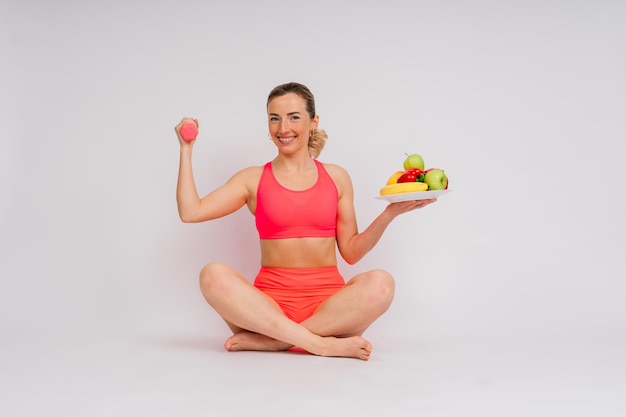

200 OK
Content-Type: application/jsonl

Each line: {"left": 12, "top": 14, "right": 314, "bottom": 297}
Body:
{"left": 312, "top": 114, "right": 320, "bottom": 130}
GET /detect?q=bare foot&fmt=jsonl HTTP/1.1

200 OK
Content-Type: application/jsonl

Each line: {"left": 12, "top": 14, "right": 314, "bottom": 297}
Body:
{"left": 224, "top": 331, "right": 292, "bottom": 352}
{"left": 225, "top": 332, "right": 372, "bottom": 361}
{"left": 315, "top": 336, "right": 372, "bottom": 361}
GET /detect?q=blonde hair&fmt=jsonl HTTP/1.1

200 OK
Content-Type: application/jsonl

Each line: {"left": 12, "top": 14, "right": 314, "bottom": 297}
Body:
{"left": 267, "top": 82, "right": 328, "bottom": 159}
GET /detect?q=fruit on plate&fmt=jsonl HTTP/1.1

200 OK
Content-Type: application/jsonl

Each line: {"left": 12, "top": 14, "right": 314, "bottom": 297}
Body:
{"left": 380, "top": 182, "right": 428, "bottom": 196}
{"left": 397, "top": 168, "right": 425, "bottom": 183}
{"left": 424, "top": 168, "right": 448, "bottom": 190}
{"left": 403, "top": 153, "right": 425, "bottom": 171}
{"left": 381, "top": 152, "right": 449, "bottom": 195}
{"left": 386, "top": 170, "right": 405, "bottom": 185}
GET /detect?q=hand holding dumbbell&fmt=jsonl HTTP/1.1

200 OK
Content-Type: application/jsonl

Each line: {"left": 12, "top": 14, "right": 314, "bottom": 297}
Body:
{"left": 180, "top": 122, "right": 198, "bottom": 142}
{"left": 176, "top": 118, "right": 199, "bottom": 142}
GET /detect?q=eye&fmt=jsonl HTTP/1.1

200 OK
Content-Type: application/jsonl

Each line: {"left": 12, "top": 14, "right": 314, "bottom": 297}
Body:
{"left": 269, "top": 116, "right": 279, "bottom": 122}
{"left": 290, "top": 115, "right": 300, "bottom": 121}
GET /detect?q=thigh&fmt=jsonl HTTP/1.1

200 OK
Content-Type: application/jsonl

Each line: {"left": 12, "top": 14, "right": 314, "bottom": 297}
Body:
{"left": 199, "top": 262, "right": 286, "bottom": 333}
{"left": 308, "top": 269, "right": 395, "bottom": 336}
{"left": 342, "top": 268, "right": 395, "bottom": 292}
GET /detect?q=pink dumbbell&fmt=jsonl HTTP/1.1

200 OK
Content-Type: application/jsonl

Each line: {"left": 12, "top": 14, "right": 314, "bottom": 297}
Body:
{"left": 179, "top": 122, "right": 198, "bottom": 142}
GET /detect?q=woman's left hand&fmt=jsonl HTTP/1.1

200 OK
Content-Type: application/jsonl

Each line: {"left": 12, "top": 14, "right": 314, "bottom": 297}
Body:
{"left": 386, "top": 198, "right": 437, "bottom": 216}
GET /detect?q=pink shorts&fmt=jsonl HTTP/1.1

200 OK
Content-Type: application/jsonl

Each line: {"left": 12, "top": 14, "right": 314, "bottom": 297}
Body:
{"left": 253, "top": 266, "right": 345, "bottom": 323}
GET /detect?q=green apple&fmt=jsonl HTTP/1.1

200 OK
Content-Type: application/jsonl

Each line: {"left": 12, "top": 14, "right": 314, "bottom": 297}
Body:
{"left": 424, "top": 168, "right": 448, "bottom": 190}
{"left": 403, "top": 153, "right": 425, "bottom": 171}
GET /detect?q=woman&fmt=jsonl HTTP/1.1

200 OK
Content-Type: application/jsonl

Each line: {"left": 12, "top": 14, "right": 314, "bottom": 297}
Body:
{"left": 175, "top": 82, "right": 436, "bottom": 360}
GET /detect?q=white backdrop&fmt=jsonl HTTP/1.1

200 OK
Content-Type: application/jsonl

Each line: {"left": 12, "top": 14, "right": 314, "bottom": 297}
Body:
{"left": 1, "top": 0, "right": 625, "bottom": 352}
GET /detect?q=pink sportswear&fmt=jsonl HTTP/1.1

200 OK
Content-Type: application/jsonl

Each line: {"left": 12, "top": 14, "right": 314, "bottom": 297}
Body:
{"left": 255, "top": 160, "right": 338, "bottom": 239}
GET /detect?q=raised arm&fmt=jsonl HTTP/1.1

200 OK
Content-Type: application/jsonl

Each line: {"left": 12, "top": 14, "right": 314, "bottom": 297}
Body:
{"left": 174, "top": 117, "right": 252, "bottom": 223}
{"left": 330, "top": 164, "right": 436, "bottom": 265}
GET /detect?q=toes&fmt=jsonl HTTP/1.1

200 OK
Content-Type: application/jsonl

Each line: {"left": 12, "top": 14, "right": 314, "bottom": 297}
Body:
{"left": 224, "top": 338, "right": 236, "bottom": 351}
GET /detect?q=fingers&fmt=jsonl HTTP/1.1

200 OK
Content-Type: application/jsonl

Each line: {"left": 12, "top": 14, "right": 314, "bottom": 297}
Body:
{"left": 418, "top": 198, "right": 437, "bottom": 208}
{"left": 174, "top": 117, "right": 199, "bottom": 144}
{"left": 175, "top": 117, "right": 198, "bottom": 132}
{"left": 390, "top": 198, "right": 437, "bottom": 213}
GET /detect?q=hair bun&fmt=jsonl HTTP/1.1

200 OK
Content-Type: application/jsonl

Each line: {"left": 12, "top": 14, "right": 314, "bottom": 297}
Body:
{"left": 309, "top": 128, "right": 328, "bottom": 159}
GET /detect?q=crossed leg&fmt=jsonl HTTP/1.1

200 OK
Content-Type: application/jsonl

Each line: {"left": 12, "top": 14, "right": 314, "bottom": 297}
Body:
{"left": 198, "top": 262, "right": 395, "bottom": 361}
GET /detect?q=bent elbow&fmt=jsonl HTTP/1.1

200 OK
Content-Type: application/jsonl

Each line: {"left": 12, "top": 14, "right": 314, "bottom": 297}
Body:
{"left": 339, "top": 247, "right": 362, "bottom": 265}
{"left": 179, "top": 211, "right": 197, "bottom": 223}
{"left": 343, "top": 254, "right": 361, "bottom": 266}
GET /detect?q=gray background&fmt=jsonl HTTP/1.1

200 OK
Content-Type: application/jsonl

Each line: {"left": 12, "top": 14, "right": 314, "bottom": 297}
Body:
{"left": 2, "top": 1, "right": 625, "bottom": 416}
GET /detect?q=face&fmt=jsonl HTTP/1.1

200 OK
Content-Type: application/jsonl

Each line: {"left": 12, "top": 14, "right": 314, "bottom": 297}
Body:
{"left": 267, "top": 93, "right": 319, "bottom": 154}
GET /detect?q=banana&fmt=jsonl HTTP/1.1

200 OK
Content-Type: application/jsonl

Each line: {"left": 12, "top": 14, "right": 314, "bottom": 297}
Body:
{"left": 379, "top": 182, "right": 428, "bottom": 196}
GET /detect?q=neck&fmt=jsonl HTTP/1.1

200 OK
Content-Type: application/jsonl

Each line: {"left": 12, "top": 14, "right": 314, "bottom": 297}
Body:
{"left": 272, "top": 154, "right": 316, "bottom": 173}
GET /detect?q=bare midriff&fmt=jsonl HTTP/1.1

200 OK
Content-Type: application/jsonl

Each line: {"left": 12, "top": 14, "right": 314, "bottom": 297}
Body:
{"left": 260, "top": 237, "right": 337, "bottom": 268}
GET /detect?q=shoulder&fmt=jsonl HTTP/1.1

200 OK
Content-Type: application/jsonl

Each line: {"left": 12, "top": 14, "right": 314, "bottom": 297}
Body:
{"left": 319, "top": 161, "right": 350, "bottom": 180}
{"left": 318, "top": 161, "right": 353, "bottom": 193}
{"left": 227, "top": 164, "right": 265, "bottom": 185}
{"left": 239, "top": 164, "right": 266, "bottom": 176}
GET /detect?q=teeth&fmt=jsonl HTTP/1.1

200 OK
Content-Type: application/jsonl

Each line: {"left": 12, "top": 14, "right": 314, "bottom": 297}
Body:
{"left": 278, "top": 136, "right": 296, "bottom": 144}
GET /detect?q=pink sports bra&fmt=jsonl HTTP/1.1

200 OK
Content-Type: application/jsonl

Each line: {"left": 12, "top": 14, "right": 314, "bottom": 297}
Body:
{"left": 255, "top": 160, "right": 338, "bottom": 239}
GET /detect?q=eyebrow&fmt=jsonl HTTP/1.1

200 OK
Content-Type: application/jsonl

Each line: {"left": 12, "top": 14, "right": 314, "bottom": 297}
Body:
{"left": 268, "top": 111, "right": 302, "bottom": 117}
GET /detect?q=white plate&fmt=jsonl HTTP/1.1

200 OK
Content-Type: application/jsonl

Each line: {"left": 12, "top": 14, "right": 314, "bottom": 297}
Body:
{"left": 375, "top": 189, "right": 452, "bottom": 203}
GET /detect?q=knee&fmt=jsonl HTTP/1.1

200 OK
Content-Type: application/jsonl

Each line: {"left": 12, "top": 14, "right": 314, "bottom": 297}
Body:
{"left": 199, "top": 262, "right": 232, "bottom": 294}
{"left": 364, "top": 269, "right": 395, "bottom": 307}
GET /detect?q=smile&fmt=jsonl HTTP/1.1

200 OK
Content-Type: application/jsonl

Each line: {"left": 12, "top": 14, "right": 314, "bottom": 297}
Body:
{"left": 277, "top": 136, "right": 296, "bottom": 144}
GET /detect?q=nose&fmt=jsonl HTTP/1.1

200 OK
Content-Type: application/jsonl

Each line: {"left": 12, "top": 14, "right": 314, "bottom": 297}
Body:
{"left": 279, "top": 118, "right": 290, "bottom": 133}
